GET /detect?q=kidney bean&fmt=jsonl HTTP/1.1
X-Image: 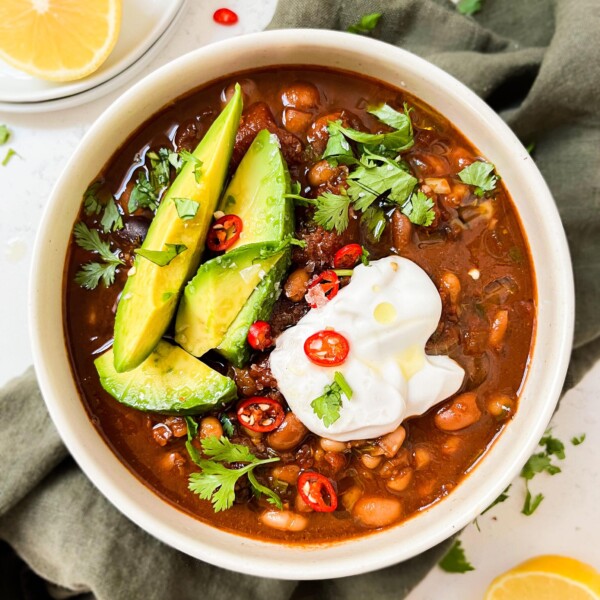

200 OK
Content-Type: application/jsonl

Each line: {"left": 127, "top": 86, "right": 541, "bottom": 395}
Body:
{"left": 267, "top": 412, "right": 308, "bottom": 452}
{"left": 319, "top": 438, "right": 348, "bottom": 453}
{"left": 283, "top": 108, "right": 313, "bottom": 134}
{"left": 199, "top": 416, "right": 223, "bottom": 439}
{"left": 284, "top": 267, "right": 310, "bottom": 302}
{"left": 281, "top": 82, "right": 320, "bottom": 110}
{"left": 391, "top": 211, "right": 413, "bottom": 251}
{"left": 489, "top": 309, "right": 509, "bottom": 350}
{"left": 434, "top": 392, "right": 482, "bottom": 431}
{"left": 352, "top": 496, "right": 402, "bottom": 528}
{"left": 377, "top": 426, "right": 406, "bottom": 458}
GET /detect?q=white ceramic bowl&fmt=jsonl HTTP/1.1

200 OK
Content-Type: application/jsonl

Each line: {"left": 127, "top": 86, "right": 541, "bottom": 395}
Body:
{"left": 30, "top": 29, "right": 574, "bottom": 579}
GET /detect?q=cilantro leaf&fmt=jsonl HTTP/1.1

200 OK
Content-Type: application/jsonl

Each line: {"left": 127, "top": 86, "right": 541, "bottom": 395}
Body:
{"left": 481, "top": 485, "right": 511, "bottom": 515}
{"left": 520, "top": 452, "right": 561, "bottom": 480}
{"left": 540, "top": 433, "right": 565, "bottom": 460}
{"left": 173, "top": 197, "right": 199, "bottom": 220}
{"left": 128, "top": 172, "right": 159, "bottom": 213}
{"left": 457, "top": 161, "right": 497, "bottom": 196}
{"left": 322, "top": 120, "right": 355, "bottom": 164}
{"left": 571, "top": 434, "right": 586, "bottom": 446}
{"left": 2, "top": 148, "right": 17, "bottom": 166}
{"left": 83, "top": 182, "right": 103, "bottom": 216}
{"left": 220, "top": 414, "right": 235, "bottom": 437}
{"left": 368, "top": 102, "right": 413, "bottom": 137}
{"left": 185, "top": 417, "right": 199, "bottom": 441}
{"left": 405, "top": 191, "right": 435, "bottom": 226}
{"left": 180, "top": 150, "right": 203, "bottom": 184}
{"left": 311, "top": 372, "right": 353, "bottom": 428}
{"left": 135, "top": 243, "right": 187, "bottom": 267}
{"left": 187, "top": 437, "right": 281, "bottom": 512}
{"left": 74, "top": 261, "right": 120, "bottom": 290}
{"left": 0, "top": 124, "right": 10, "bottom": 145}
{"left": 522, "top": 487, "right": 544, "bottom": 516}
{"left": 361, "top": 206, "right": 388, "bottom": 241}
{"left": 347, "top": 157, "right": 417, "bottom": 211}
{"left": 329, "top": 116, "right": 414, "bottom": 155}
{"left": 347, "top": 12, "right": 382, "bottom": 35}
{"left": 100, "top": 197, "right": 123, "bottom": 233}
{"left": 147, "top": 148, "right": 175, "bottom": 190}
{"left": 439, "top": 540, "right": 475, "bottom": 573}
{"left": 457, "top": 0, "right": 482, "bottom": 16}
{"left": 312, "top": 192, "right": 352, "bottom": 233}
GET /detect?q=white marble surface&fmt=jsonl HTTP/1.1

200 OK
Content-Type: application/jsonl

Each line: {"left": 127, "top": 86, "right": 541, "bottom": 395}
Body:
{"left": 0, "top": 1, "right": 598, "bottom": 596}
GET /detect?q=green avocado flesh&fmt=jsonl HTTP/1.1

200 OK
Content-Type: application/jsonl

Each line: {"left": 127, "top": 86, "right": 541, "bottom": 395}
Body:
{"left": 218, "top": 128, "right": 293, "bottom": 250}
{"left": 217, "top": 250, "right": 290, "bottom": 367}
{"left": 175, "top": 242, "right": 288, "bottom": 357}
{"left": 95, "top": 340, "right": 237, "bottom": 415}
{"left": 112, "top": 85, "right": 243, "bottom": 373}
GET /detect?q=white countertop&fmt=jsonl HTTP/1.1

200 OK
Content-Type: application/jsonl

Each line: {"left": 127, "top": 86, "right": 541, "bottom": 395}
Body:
{"left": 0, "top": 1, "right": 598, "bottom": 596}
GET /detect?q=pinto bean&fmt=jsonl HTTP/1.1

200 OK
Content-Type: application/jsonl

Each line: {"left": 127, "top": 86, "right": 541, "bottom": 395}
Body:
{"left": 487, "top": 393, "right": 515, "bottom": 419}
{"left": 281, "top": 82, "right": 320, "bottom": 110}
{"left": 360, "top": 454, "right": 383, "bottom": 469}
{"left": 377, "top": 426, "right": 406, "bottom": 458}
{"left": 284, "top": 267, "right": 310, "bottom": 302}
{"left": 413, "top": 446, "right": 432, "bottom": 470}
{"left": 341, "top": 485, "right": 363, "bottom": 512}
{"left": 295, "top": 492, "right": 313, "bottom": 513}
{"left": 283, "top": 108, "right": 313, "bottom": 134}
{"left": 267, "top": 412, "right": 309, "bottom": 451}
{"left": 440, "top": 272, "right": 461, "bottom": 307}
{"left": 489, "top": 309, "right": 509, "bottom": 350}
{"left": 391, "top": 211, "right": 413, "bottom": 251}
{"left": 386, "top": 468, "right": 413, "bottom": 493}
{"left": 434, "top": 392, "right": 482, "bottom": 432}
{"left": 352, "top": 496, "right": 402, "bottom": 528}
{"left": 307, "top": 110, "right": 362, "bottom": 154}
{"left": 260, "top": 509, "right": 308, "bottom": 532}
{"left": 199, "top": 416, "right": 223, "bottom": 439}
{"left": 320, "top": 438, "right": 347, "bottom": 453}
{"left": 307, "top": 160, "right": 339, "bottom": 187}
{"left": 272, "top": 464, "right": 300, "bottom": 485}
{"left": 441, "top": 436, "right": 462, "bottom": 456}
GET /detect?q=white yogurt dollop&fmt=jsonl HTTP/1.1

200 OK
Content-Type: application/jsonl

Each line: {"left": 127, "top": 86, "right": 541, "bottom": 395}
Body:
{"left": 269, "top": 256, "right": 465, "bottom": 441}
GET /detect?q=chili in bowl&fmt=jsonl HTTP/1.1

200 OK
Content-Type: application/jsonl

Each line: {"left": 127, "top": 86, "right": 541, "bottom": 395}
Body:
{"left": 30, "top": 30, "right": 573, "bottom": 579}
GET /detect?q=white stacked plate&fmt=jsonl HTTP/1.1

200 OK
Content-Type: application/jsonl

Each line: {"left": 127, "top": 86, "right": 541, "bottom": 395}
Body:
{"left": 0, "top": 0, "right": 187, "bottom": 113}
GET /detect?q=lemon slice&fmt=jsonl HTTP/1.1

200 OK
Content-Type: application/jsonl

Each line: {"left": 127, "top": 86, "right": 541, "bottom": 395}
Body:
{"left": 485, "top": 555, "right": 600, "bottom": 600}
{"left": 0, "top": 0, "right": 122, "bottom": 82}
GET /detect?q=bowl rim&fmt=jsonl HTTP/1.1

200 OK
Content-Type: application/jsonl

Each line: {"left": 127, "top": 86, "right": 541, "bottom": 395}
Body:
{"left": 29, "top": 28, "right": 574, "bottom": 580}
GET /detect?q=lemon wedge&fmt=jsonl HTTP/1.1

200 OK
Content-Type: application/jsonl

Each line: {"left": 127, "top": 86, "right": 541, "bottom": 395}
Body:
{"left": 485, "top": 555, "right": 600, "bottom": 600}
{"left": 0, "top": 0, "right": 121, "bottom": 82}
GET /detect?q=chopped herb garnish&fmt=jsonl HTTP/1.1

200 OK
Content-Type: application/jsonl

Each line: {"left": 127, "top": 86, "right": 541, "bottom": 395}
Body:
{"left": 83, "top": 182, "right": 103, "bottom": 215}
{"left": 522, "top": 486, "right": 544, "bottom": 516}
{"left": 312, "top": 191, "right": 352, "bottom": 233}
{"left": 439, "top": 540, "right": 475, "bottom": 573}
{"left": 347, "top": 12, "right": 382, "bottom": 35}
{"left": 481, "top": 485, "right": 511, "bottom": 515}
{"left": 100, "top": 197, "right": 123, "bottom": 233}
{"left": 360, "top": 246, "right": 371, "bottom": 266}
{"left": 311, "top": 371, "right": 353, "bottom": 427}
{"left": 187, "top": 436, "right": 281, "bottom": 512}
{"left": 220, "top": 414, "right": 235, "bottom": 437}
{"left": 361, "top": 206, "right": 388, "bottom": 241}
{"left": 185, "top": 416, "right": 199, "bottom": 440}
{"left": 456, "top": 0, "right": 483, "bottom": 17}
{"left": 180, "top": 150, "right": 203, "bottom": 183}
{"left": 540, "top": 432, "right": 566, "bottom": 460}
{"left": 521, "top": 452, "right": 561, "bottom": 480}
{"left": 0, "top": 124, "right": 11, "bottom": 145}
{"left": 404, "top": 191, "right": 436, "bottom": 227}
{"left": 322, "top": 121, "right": 355, "bottom": 164}
{"left": 571, "top": 434, "right": 586, "bottom": 446}
{"left": 173, "top": 197, "right": 199, "bottom": 220}
{"left": 457, "top": 161, "right": 497, "bottom": 196}
{"left": 128, "top": 172, "right": 159, "bottom": 213}
{"left": 135, "top": 243, "right": 187, "bottom": 267}
{"left": 73, "top": 222, "right": 124, "bottom": 289}
{"left": 147, "top": 147, "right": 179, "bottom": 190}
{"left": 2, "top": 148, "right": 17, "bottom": 166}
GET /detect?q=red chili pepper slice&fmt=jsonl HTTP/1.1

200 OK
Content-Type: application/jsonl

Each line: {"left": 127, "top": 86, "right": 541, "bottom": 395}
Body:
{"left": 206, "top": 214, "right": 243, "bottom": 252}
{"left": 304, "top": 330, "right": 349, "bottom": 366}
{"left": 237, "top": 397, "right": 285, "bottom": 433}
{"left": 306, "top": 270, "right": 340, "bottom": 308}
{"left": 213, "top": 8, "right": 239, "bottom": 25}
{"left": 297, "top": 471, "right": 338, "bottom": 512}
{"left": 247, "top": 321, "right": 273, "bottom": 351}
{"left": 333, "top": 243, "right": 363, "bottom": 269}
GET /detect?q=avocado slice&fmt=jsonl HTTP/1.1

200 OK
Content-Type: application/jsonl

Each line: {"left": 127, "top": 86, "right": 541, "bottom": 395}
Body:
{"left": 216, "top": 250, "right": 290, "bottom": 367}
{"left": 112, "top": 85, "right": 243, "bottom": 372}
{"left": 218, "top": 128, "right": 294, "bottom": 250}
{"left": 95, "top": 340, "right": 237, "bottom": 415}
{"left": 175, "top": 242, "right": 289, "bottom": 357}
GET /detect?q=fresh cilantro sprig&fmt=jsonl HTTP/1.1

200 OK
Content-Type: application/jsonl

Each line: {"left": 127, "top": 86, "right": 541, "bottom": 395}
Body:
{"left": 135, "top": 243, "right": 187, "bottom": 267}
{"left": 187, "top": 436, "right": 282, "bottom": 512}
{"left": 128, "top": 172, "right": 158, "bottom": 213}
{"left": 73, "top": 222, "right": 124, "bottom": 289}
{"left": 439, "top": 540, "right": 475, "bottom": 573}
{"left": 347, "top": 12, "right": 382, "bottom": 35}
{"left": 311, "top": 372, "right": 353, "bottom": 427}
{"left": 83, "top": 182, "right": 123, "bottom": 233}
{"left": 456, "top": 0, "right": 483, "bottom": 16}
{"left": 457, "top": 161, "right": 497, "bottom": 196}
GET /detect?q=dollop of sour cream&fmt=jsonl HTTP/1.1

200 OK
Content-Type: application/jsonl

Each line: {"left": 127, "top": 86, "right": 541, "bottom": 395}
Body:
{"left": 269, "top": 256, "right": 465, "bottom": 442}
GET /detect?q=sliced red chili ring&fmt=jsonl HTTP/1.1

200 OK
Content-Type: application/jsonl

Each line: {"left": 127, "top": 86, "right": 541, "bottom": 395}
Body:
{"left": 206, "top": 214, "right": 243, "bottom": 252}
{"left": 306, "top": 270, "right": 340, "bottom": 308}
{"left": 297, "top": 471, "right": 338, "bottom": 512}
{"left": 304, "top": 329, "right": 350, "bottom": 366}
{"left": 333, "top": 243, "right": 363, "bottom": 269}
{"left": 236, "top": 397, "right": 284, "bottom": 433}
{"left": 247, "top": 320, "right": 273, "bottom": 351}
{"left": 213, "top": 8, "right": 239, "bottom": 25}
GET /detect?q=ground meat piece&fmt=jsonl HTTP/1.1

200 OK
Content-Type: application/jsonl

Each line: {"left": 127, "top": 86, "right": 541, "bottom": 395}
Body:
{"left": 249, "top": 356, "right": 277, "bottom": 389}
{"left": 292, "top": 223, "right": 349, "bottom": 269}
{"left": 270, "top": 297, "right": 310, "bottom": 336}
{"left": 232, "top": 102, "right": 304, "bottom": 168}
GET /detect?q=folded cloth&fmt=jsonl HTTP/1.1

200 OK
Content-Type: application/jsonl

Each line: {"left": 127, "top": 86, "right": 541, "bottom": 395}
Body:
{"left": 2, "top": 1, "right": 599, "bottom": 598}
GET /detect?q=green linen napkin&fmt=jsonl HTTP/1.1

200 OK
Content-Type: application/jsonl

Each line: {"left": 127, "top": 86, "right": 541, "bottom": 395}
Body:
{"left": 2, "top": 1, "right": 599, "bottom": 598}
